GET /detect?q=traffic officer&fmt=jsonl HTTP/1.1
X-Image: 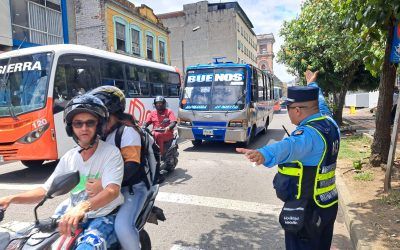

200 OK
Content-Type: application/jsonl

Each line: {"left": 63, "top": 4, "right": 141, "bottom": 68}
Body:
{"left": 237, "top": 70, "right": 340, "bottom": 250}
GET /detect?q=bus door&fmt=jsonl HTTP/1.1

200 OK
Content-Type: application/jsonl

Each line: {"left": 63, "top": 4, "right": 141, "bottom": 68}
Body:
{"left": 52, "top": 54, "right": 101, "bottom": 157}
{"left": 251, "top": 68, "right": 265, "bottom": 132}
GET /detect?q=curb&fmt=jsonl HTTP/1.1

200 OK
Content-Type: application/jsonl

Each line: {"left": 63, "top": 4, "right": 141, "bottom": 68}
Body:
{"left": 336, "top": 173, "right": 373, "bottom": 250}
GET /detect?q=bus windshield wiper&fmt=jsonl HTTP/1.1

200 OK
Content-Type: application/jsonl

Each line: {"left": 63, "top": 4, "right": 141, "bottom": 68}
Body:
{"left": 225, "top": 91, "right": 246, "bottom": 116}
{"left": 0, "top": 37, "right": 26, "bottom": 120}
{"left": 0, "top": 61, "right": 18, "bottom": 120}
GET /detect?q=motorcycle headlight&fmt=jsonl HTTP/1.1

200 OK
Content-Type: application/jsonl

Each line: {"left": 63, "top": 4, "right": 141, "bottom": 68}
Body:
{"left": 18, "top": 123, "right": 50, "bottom": 144}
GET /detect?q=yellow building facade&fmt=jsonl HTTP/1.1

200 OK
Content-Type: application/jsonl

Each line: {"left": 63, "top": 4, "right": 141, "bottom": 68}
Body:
{"left": 104, "top": 0, "right": 170, "bottom": 64}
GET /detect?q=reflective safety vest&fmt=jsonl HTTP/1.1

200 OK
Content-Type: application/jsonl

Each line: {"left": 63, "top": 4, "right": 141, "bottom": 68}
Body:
{"left": 276, "top": 116, "right": 340, "bottom": 208}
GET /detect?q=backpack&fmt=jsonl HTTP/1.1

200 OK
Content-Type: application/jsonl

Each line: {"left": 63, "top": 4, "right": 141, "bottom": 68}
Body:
{"left": 115, "top": 124, "right": 161, "bottom": 188}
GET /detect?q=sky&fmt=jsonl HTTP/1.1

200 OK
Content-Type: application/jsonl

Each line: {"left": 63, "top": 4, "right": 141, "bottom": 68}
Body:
{"left": 131, "top": 0, "right": 302, "bottom": 82}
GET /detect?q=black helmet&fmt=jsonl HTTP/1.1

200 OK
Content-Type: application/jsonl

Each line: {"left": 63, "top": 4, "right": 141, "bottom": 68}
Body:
{"left": 154, "top": 96, "right": 166, "bottom": 105}
{"left": 154, "top": 96, "right": 167, "bottom": 111}
{"left": 89, "top": 86, "right": 126, "bottom": 115}
{"left": 64, "top": 94, "right": 109, "bottom": 137}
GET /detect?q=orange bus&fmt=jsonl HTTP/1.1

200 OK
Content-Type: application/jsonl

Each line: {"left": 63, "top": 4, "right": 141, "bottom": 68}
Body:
{"left": 0, "top": 44, "right": 181, "bottom": 168}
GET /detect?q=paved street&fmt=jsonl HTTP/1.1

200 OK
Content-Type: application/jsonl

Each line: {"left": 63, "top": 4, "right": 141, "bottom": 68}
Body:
{"left": 0, "top": 112, "right": 352, "bottom": 249}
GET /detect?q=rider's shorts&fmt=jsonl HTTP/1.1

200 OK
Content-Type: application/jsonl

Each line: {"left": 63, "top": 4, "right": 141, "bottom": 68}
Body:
{"left": 76, "top": 214, "right": 117, "bottom": 250}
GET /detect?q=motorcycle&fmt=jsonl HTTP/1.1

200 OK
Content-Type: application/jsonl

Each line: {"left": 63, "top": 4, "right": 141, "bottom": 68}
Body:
{"left": 0, "top": 171, "right": 165, "bottom": 250}
{"left": 152, "top": 127, "right": 179, "bottom": 173}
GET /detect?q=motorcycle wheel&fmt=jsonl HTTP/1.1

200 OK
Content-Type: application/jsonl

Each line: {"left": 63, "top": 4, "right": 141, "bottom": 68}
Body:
{"left": 140, "top": 229, "right": 151, "bottom": 250}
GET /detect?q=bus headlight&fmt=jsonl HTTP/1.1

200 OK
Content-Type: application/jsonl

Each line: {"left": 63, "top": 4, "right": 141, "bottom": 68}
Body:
{"left": 178, "top": 118, "right": 192, "bottom": 126}
{"left": 18, "top": 123, "right": 50, "bottom": 144}
{"left": 228, "top": 120, "right": 248, "bottom": 128}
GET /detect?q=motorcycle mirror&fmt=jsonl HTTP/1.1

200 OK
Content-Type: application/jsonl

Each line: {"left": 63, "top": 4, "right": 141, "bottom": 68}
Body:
{"left": 46, "top": 171, "right": 80, "bottom": 198}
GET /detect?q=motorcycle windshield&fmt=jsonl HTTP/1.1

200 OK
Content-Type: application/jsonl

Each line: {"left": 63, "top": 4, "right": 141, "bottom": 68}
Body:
{"left": 0, "top": 52, "right": 53, "bottom": 117}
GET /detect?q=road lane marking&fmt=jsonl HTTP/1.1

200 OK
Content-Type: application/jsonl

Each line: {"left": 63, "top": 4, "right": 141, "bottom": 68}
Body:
{"left": 170, "top": 245, "right": 202, "bottom": 250}
{"left": 0, "top": 183, "right": 281, "bottom": 215}
{"left": 156, "top": 192, "right": 281, "bottom": 215}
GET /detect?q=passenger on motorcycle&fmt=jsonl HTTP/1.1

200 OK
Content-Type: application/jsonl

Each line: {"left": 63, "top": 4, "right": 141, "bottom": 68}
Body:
{"left": 0, "top": 94, "right": 124, "bottom": 250}
{"left": 88, "top": 85, "right": 150, "bottom": 250}
{"left": 142, "top": 96, "right": 177, "bottom": 156}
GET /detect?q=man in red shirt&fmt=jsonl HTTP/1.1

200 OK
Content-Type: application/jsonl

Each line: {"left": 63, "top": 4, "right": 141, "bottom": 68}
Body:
{"left": 143, "top": 96, "right": 177, "bottom": 155}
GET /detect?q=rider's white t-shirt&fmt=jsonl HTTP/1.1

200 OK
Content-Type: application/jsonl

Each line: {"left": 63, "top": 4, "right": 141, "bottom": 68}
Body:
{"left": 43, "top": 140, "right": 124, "bottom": 218}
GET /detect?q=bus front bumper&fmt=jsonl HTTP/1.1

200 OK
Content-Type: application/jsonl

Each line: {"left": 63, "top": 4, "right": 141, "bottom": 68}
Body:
{"left": 177, "top": 126, "right": 248, "bottom": 143}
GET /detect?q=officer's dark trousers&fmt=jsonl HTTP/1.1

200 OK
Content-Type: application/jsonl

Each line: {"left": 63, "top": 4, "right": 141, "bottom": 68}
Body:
{"left": 284, "top": 203, "right": 338, "bottom": 250}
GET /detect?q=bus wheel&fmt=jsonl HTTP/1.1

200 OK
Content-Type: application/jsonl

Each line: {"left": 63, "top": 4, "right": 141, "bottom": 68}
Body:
{"left": 21, "top": 160, "right": 44, "bottom": 168}
{"left": 262, "top": 119, "right": 269, "bottom": 134}
{"left": 239, "top": 128, "right": 254, "bottom": 147}
{"left": 192, "top": 140, "right": 202, "bottom": 147}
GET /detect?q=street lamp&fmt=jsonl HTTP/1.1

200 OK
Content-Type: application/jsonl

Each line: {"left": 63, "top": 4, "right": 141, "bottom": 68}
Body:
{"left": 182, "top": 26, "right": 201, "bottom": 74}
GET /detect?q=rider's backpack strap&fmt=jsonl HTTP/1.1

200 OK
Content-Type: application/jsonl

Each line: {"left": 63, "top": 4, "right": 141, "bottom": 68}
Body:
{"left": 115, "top": 125, "right": 125, "bottom": 150}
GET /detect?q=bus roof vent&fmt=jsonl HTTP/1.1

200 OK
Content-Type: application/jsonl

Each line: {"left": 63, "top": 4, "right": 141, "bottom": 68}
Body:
{"left": 212, "top": 57, "right": 227, "bottom": 64}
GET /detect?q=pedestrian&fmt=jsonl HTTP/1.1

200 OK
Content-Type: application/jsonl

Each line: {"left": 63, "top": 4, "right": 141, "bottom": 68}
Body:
{"left": 391, "top": 86, "right": 399, "bottom": 125}
{"left": 237, "top": 70, "right": 340, "bottom": 250}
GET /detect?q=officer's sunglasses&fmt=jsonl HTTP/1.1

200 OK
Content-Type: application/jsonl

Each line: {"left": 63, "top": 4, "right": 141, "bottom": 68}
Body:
{"left": 71, "top": 119, "right": 97, "bottom": 128}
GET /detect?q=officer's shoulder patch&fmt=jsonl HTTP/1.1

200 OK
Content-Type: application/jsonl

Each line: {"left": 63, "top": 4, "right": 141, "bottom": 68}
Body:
{"left": 293, "top": 129, "right": 304, "bottom": 136}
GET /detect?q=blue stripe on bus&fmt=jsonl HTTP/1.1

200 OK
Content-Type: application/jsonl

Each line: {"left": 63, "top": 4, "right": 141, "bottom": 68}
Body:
{"left": 192, "top": 128, "right": 226, "bottom": 141}
{"left": 192, "top": 121, "right": 227, "bottom": 127}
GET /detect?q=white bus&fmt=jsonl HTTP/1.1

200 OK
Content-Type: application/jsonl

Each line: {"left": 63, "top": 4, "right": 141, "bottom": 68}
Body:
{"left": 0, "top": 44, "right": 181, "bottom": 167}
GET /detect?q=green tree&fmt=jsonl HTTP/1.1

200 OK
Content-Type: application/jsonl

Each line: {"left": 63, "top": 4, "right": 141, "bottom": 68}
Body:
{"left": 335, "top": 0, "right": 400, "bottom": 166}
{"left": 278, "top": 0, "right": 378, "bottom": 125}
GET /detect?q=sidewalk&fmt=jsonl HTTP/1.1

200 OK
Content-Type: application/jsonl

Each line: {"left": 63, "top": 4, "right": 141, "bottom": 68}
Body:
{"left": 340, "top": 108, "right": 400, "bottom": 249}
{"left": 342, "top": 107, "right": 375, "bottom": 135}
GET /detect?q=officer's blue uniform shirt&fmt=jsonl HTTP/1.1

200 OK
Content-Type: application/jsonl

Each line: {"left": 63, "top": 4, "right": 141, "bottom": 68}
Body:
{"left": 257, "top": 82, "right": 339, "bottom": 168}
{"left": 308, "top": 81, "right": 332, "bottom": 117}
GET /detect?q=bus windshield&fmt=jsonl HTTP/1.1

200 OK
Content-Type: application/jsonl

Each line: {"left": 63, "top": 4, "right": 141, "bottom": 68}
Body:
{"left": 182, "top": 67, "right": 246, "bottom": 111}
{"left": 0, "top": 52, "right": 53, "bottom": 117}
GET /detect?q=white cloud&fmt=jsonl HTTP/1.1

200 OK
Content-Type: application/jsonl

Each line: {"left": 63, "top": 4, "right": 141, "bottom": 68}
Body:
{"left": 131, "top": 0, "right": 302, "bottom": 82}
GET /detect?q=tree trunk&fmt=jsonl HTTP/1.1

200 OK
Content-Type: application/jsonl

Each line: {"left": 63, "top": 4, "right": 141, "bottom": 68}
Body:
{"left": 370, "top": 18, "right": 397, "bottom": 167}
{"left": 332, "top": 63, "right": 359, "bottom": 125}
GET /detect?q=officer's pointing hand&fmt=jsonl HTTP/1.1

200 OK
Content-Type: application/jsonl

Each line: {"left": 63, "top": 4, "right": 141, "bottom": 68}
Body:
{"left": 236, "top": 148, "right": 265, "bottom": 165}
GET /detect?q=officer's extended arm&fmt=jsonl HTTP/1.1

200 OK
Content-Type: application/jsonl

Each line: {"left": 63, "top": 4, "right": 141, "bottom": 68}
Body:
{"left": 257, "top": 129, "right": 316, "bottom": 167}
{"left": 308, "top": 82, "right": 332, "bottom": 117}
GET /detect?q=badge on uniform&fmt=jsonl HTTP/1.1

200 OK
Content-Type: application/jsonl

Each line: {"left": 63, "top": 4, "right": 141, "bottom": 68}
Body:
{"left": 293, "top": 130, "right": 304, "bottom": 136}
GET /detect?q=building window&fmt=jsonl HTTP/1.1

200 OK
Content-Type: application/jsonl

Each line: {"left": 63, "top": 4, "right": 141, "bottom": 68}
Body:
{"left": 116, "top": 22, "right": 126, "bottom": 52}
{"left": 146, "top": 34, "right": 154, "bottom": 60}
{"left": 159, "top": 40, "right": 166, "bottom": 63}
{"left": 131, "top": 28, "right": 140, "bottom": 56}
{"left": 10, "top": 0, "right": 63, "bottom": 45}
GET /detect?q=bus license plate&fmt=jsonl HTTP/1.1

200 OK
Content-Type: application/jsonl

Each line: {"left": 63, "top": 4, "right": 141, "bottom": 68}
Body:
{"left": 0, "top": 155, "right": 3, "bottom": 162}
{"left": 203, "top": 129, "right": 214, "bottom": 136}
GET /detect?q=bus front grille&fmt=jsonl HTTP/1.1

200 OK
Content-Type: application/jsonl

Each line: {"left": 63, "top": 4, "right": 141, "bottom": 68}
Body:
{"left": 0, "top": 149, "right": 18, "bottom": 160}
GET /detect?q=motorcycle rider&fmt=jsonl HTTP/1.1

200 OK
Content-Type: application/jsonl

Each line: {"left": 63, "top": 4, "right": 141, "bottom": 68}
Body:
{"left": 87, "top": 86, "right": 150, "bottom": 250}
{"left": 0, "top": 94, "right": 124, "bottom": 249}
{"left": 142, "top": 96, "right": 177, "bottom": 156}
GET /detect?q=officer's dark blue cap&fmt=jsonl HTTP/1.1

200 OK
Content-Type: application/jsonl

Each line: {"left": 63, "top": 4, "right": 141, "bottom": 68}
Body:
{"left": 282, "top": 86, "right": 319, "bottom": 106}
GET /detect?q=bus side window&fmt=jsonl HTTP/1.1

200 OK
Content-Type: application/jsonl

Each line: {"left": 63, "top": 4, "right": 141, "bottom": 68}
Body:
{"left": 251, "top": 68, "right": 258, "bottom": 103}
{"left": 257, "top": 69, "right": 264, "bottom": 101}
{"left": 168, "top": 72, "right": 181, "bottom": 96}
{"left": 53, "top": 55, "right": 100, "bottom": 113}
{"left": 100, "top": 59, "right": 125, "bottom": 90}
{"left": 148, "top": 68, "right": 166, "bottom": 96}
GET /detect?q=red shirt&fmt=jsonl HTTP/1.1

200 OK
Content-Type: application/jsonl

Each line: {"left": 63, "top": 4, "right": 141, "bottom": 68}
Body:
{"left": 145, "top": 109, "right": 176, "bottom": 129}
